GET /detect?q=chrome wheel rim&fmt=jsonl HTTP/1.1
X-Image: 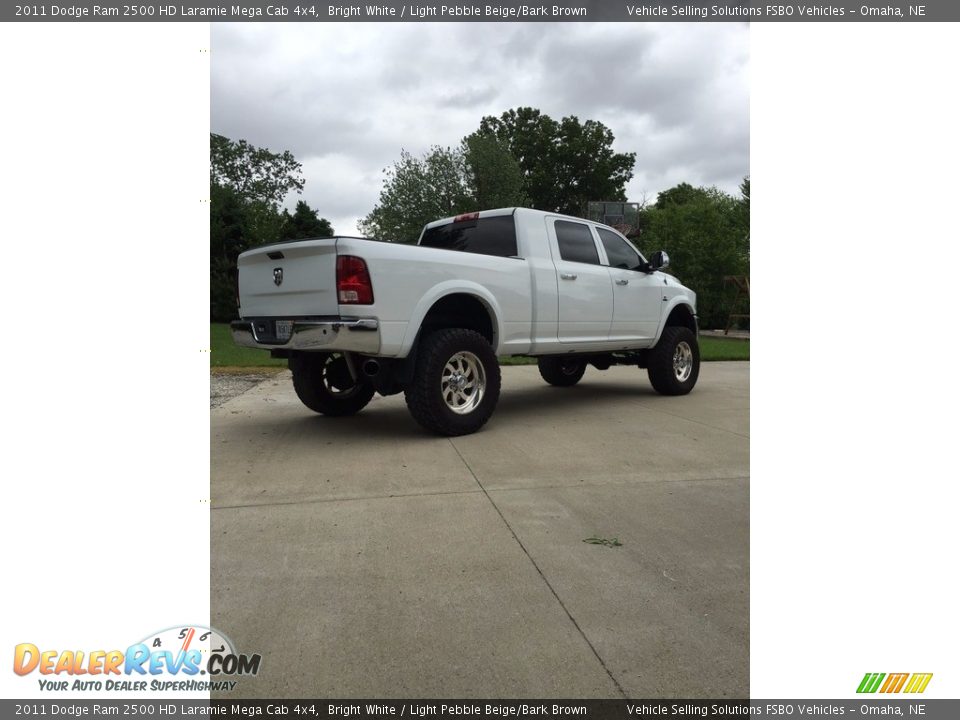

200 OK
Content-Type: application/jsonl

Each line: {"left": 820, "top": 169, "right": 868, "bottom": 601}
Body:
{"left": 673, "top": 341, "right": 693, "bottom": 382}
{"left": 441, "top": 351, "right": 486, "bottom": 415}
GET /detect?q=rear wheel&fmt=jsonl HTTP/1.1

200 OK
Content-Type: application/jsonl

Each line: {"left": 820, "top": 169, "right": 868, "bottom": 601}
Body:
{"left": 405, "top": 328, "right": 501, "bottom": 436}
{"left": 537, "top": 356, "right": 587, "bottom": 387}
{"left": 647, "top": 326, "right": 700, "bottom": 396}
{"left": 289, "top": 352, "right": 375, "bottom": 416}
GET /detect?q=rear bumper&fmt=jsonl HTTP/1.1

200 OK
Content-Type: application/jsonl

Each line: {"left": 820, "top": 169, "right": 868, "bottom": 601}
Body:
{"left": 231, "top": 317, "right": 380, "bottom": 354}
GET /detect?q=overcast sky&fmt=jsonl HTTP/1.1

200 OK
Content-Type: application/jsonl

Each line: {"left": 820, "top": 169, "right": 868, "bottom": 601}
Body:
{"left": 211, "top": 23, "right": 749, "bottom": 235}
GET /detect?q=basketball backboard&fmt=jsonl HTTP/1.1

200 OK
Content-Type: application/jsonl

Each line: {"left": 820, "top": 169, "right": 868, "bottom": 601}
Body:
{"left": 585, "top": 201, "right": 642, "bottom": 237}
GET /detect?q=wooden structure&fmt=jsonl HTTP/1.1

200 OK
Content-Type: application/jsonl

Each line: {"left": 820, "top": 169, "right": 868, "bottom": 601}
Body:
{"left": 723, "top": 275, "right": 750, "bottom": 335}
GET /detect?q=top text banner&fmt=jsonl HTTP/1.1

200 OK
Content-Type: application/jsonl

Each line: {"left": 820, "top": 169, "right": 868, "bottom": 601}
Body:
{"left": 4, "top": 1, "right": 959, "bottom": 22}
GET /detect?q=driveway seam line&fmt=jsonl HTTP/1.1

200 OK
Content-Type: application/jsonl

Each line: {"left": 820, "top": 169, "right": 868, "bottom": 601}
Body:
{"left": 209, "top": 475, "right": 749, "bottom": 511}
{"left": 487, "top": 475, "right": 750, "bottom": 494}
{"left": 447, "top": 438, "right": 628, "bottom": 699}
{"left": 211, "top": 487, "right": 482, "bottom": 511}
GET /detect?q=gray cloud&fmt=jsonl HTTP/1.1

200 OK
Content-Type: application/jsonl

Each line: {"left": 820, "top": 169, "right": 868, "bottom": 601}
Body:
{"left": 212, "top": 23, "right": 748, "bottom": 235}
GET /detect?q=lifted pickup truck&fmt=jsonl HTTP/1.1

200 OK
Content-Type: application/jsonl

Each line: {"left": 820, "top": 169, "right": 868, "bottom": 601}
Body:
{"left": 232, "top": 207, "right": 699, "bottom": 436}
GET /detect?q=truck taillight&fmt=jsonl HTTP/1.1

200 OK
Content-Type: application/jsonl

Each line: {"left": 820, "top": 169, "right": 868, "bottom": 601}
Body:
{"left": 336, "top": 255, "right": 374, "bottom": 305}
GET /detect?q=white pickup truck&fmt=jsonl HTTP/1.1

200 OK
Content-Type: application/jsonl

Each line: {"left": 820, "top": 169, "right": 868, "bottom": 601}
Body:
{"left": 232, "top": 207, "right": 699, "bottom": 436}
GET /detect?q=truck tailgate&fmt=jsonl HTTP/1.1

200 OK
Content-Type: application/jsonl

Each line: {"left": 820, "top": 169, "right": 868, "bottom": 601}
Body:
{"left": 237, "top": 238, "right": 339, "bottom": 317}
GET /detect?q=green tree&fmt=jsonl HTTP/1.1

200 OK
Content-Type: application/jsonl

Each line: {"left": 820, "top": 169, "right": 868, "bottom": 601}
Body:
{"left": 360, "top": 147, "right": 474, "bottom": 242}
{"left": 462, "top": 132, "right": 528, "bottom": 210}
{"left": 475, "top": 107, "right": 635, "bottom": 216}
{"left": 210, "top": 133, "right": 304, "bottom": 205}
{"left": 737, "top": 176, "right": 750, "bottom": 244}
{"left": 210, "top": 182, "right": 249, "bottom": 321}
{"left": 360, "top": 139, "right": 530, "bottom": 243}
{"left": 282, "top": 200, "right": 334, "bottom": 240}
{"left": 654, "top": 182, "right": 710, "bottom": 209}
{"left": 639, "top": 183, "right": 749, "bottom": 330}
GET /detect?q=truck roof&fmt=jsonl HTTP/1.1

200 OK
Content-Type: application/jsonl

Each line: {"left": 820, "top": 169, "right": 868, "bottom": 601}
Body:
{"left": 422, "top": 207, "right": 614, "bottom": 231}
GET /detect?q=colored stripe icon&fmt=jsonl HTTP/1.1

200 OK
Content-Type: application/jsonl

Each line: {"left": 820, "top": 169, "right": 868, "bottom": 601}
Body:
{"left": 857, "top": 673, "right": 885, "bottom": 693}
{"left": 857, "top": 673, "right": 933, "bottom": 693}
{"left": 879, "top": 674, "right": 909, "bottom": 693}
{"left": 904, "top": 673, "right": 934, "bottom": 693}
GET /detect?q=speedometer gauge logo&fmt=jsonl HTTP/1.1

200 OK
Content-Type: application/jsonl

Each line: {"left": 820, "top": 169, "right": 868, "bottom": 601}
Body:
{"left": 139, "top": 625, "right": 245, "bottom": 676}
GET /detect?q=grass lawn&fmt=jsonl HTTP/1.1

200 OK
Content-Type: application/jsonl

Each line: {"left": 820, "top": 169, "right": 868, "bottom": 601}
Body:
{"left": 211, "top": 323, "right": 286, "bottom": 369}
{"left": 211, "top": 323, "right": 749, "bottom": 371}
{"left": 698, "top": 336, "right": 750, "bottom": 361}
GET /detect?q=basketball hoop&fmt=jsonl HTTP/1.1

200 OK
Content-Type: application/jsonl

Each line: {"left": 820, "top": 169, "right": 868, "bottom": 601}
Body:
{"left": 585, "top": 201, "right": 642, "bottom": 237}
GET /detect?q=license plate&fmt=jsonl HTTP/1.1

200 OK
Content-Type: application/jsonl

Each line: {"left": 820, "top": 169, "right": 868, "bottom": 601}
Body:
{"left": 275, "top": 320, "right": 294, "bottom": 342}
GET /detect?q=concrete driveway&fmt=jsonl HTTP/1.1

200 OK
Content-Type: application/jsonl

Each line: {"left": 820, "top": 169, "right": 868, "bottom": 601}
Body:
{"left": 211, "top": 362, "right": 748, "bottom": 698}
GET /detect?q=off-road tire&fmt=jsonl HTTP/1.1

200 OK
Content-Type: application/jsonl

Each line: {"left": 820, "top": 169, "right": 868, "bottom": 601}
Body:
{"left": 537, "top": 357, "right": 587, "bottom": 387}
{"left": 290, "top": 352, "right": 375, "bottom": 416}
{"left": 405, "top": 329, "right": 501, "bottom": 436}
{"left": 647, "top": 326, "right": 700, "bottom": 396}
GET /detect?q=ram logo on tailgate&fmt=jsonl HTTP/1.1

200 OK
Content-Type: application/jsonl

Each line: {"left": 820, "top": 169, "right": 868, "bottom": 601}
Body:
{"left": 273, "top": 267, "right": 283, "bottom": 286}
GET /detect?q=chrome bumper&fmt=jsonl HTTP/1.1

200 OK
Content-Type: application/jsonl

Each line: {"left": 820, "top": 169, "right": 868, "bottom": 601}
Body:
{"left": 231, "top": 317, "right": 380, "bottom": 354}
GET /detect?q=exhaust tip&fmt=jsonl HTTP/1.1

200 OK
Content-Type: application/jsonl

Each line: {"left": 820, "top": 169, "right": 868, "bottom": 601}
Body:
{"left": 361, "top": 359, "right": 381, "bottom": 377}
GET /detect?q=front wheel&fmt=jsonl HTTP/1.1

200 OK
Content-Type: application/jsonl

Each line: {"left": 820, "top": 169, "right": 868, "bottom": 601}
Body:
{"left": 289, "top": 352, "right": 375, "bottom": 416}
{"left": 405, "top": 329, "right": 501, "bottom": 436}
{"left": 647, "top": 326, "right": 700, "bottom": 396}
{"left": 538, "top": 356, "right": 586, "bottom": 387}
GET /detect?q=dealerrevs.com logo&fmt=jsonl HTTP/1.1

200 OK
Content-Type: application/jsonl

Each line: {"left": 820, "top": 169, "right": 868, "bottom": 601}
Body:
{"left": 857, "top": 673, "right": 933, "bottom": 694}
{"left": 13, "top": 625, "right": 261, "bottom": 693}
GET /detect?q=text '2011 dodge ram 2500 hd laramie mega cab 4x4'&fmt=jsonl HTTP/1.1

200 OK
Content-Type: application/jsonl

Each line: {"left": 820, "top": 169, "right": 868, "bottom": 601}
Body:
{"left": 232, "top": 207, "right": 699, "bottom": 436}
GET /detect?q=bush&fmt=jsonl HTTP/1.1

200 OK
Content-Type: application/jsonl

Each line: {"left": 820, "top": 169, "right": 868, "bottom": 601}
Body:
{"left": 638, "top": 184, "right": 749, "bottom": 330}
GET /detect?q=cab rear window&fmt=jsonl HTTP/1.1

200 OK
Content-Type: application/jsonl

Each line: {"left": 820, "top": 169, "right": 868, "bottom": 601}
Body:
{"left": 420, "top": 215, "right": 517, "bottom": 258}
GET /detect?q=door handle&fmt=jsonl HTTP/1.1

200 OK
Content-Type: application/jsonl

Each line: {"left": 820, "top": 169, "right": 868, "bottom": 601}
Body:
{"left": 560, "top": 273, "right": 578, "bottom": 280}
{"left": 615, "top": 279, "right": 629, "bottom": 286}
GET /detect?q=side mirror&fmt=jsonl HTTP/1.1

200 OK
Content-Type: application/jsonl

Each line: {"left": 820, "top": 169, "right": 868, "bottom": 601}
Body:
{"left": 650, "top": 250, "right": 670, "bottom": 271}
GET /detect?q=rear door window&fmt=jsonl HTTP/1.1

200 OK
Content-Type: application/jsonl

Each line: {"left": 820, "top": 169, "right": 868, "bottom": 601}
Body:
{"left": 555, "top": 220, "right": 601, "bottom": 265}
{"left": 420, "top": 215, "right": 517, "bottom": 258}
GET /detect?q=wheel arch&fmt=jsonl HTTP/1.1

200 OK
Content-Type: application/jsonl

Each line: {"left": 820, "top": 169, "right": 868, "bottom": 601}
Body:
{"left": 400, "top": 283, "right": 503, "bottom": 357}
{"left": 654, "top": 300, "right": 698, "bottom": 345}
